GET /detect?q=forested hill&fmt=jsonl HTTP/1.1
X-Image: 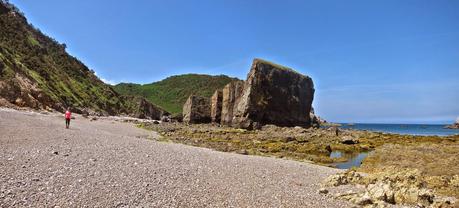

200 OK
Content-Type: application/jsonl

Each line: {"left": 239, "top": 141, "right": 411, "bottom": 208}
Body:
{"left": 114, "top": 74, "right": 239, "bottom": 115}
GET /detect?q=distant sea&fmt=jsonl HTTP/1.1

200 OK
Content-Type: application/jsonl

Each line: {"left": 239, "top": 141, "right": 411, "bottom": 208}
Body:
{"left": 339, "top": 123, "right": 459, "bottom": 136}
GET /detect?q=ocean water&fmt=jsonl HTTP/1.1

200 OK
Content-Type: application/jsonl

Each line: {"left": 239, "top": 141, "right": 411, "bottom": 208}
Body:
{"left": 338, "top": 123, "right": 459, "bottom": 136}
{"left": 330, "top": 151, "right": 371, "bottom": 169}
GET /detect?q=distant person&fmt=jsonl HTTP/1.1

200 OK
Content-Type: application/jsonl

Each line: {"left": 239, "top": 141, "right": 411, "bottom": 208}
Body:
{"left": 65, "top": 108, "right": 72, "bottom": 129}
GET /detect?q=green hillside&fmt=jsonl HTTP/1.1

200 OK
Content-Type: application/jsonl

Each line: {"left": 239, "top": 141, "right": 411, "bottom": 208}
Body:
{"left": 114, "top": 74, "right": 239, "bottom": 115}
{"left": 0, "top": 1, "right": 164, "bottom": 117}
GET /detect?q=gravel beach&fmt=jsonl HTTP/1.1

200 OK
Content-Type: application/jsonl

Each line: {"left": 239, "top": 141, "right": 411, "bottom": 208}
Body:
{"left": 0, "top": 108, "right": 351, "bottom": 207}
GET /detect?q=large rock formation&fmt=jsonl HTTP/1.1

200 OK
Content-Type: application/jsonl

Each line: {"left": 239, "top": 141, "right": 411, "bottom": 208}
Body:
{"left": 232, "top": 59, "right": 315, "bottom": 129}
{"left": 210, "top": 89, "right": 223, "bottom": 123}
{"left": 124, "top": 96, "right": 169, "bottom": 120}
{"left": 0, "top": 1, "right": 171, "bottom": 119}
{"left": 220, "top": 80, "right": 245, "bottom": 125}
{"left": 445, "top": 117, "right": 459, "bottom": 129}
{"left": 182, "top": 95, "right": 211, "bottom": 124}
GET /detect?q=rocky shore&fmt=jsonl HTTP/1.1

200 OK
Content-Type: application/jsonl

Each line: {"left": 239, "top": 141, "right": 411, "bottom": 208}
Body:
{"left": 0, "top": 108, "right": 353, "bottom": 207}
{"left": 139, "top": 121, "right": 459, "bottom": 207}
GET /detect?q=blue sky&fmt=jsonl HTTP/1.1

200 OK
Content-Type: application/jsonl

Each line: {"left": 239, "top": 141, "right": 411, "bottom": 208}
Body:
{"left": 10, "top": 0, "right": 459, "bottom": 124}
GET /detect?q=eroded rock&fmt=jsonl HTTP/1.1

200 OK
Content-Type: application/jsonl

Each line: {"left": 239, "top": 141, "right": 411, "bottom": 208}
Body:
{"left": 232, "top": 59, "right": 315, "bottom": 129}
{"left": 326, "top": 168, "right": 456, "bottom": 207}
{"left": 221, "top": 80, "right": 245, "bottom": 125}
{"left": 183, "top": 95, "right": 211, "bottom": 124}
{"left": 210, "top": 89, "right": 223, "bottom": 123}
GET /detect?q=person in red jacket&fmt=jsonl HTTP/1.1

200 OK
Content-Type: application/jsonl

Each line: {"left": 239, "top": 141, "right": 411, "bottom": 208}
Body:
{"left": 65, "top": 107, "right": 71, "bottom": 129}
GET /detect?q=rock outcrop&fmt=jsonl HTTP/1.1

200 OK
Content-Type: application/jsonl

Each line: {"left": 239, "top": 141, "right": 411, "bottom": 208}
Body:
{"left": 324, "top": 169, "right": 457, "bottom": 207}
{"left": 232, "top": 59, "right": 315, "bottom": 129}
{"left": 0, "top": 1, "right": 171, "bottom": 119}
{"left": 125, "top": 96, "right": 169, "bottom": 120}
{"left": 445, "top": 117, "right": 459, "bottom": 129}
{"left": 220, "top": 80, "right": 245, "bottom": 125}
{"left": 182, "top": 95, "right": 211, "bottom": 124}
{"left": 210, "top": 90, "right": 223, "bottom": 123}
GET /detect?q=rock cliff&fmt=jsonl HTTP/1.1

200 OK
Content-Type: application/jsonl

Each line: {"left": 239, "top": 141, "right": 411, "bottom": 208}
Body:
{"left": 210, "top": 90, "right": 223, "bottom": 123}
{"left": 183, "top": 95, "right": 211, "bottom": 124}
{"left": 232, "top": 59, "right": 315, "bottom": 129}
{"left": 220, "top": 80, "right": 245, "bottom": 125}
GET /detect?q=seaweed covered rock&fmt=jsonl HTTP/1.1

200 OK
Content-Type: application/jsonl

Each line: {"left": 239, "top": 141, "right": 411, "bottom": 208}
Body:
{"left": 183, "top": 95, "right": 211, "bottom": 124}
{"left": 221, "top": 80, "right": 245, "bottom": 125}
{"left": 210, "top": 89, "right": 223, "bottom": 123}
{"left": 232, "top": 59, "right": 315, "bottom": 129}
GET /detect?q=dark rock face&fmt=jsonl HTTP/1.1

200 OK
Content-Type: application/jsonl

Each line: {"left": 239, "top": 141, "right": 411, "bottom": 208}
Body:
{"left": 210, "top": 89, "right": 223, "bottom": 123}
{"left": 232, "top": 59, "right": 315, "bottom": 129}
{"left": 130, "top": 97, "right": 169, "bottom": 120}
{"left": 221, "top": 80, "right": 245, "bottom": 125}
{"left": 182, "top": 95, "right": 211, "bottom": 124}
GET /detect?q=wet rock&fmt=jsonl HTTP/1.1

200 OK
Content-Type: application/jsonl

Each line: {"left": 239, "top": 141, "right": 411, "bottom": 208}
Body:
{"left": 341, "top": 136, "right": 359, "bottom": 144}
{"left": 232, "top": 59, "right": 315, "bottom": 129}
{"left": 221, "top": 80, "right": 245, "bottom": 125}
{"left": 210, "top": 89, "right": 223, "bottom": 123}
{"left": 318, "top": 188, "right": 329, "bottom": 194}
{"left": 182, "top": 95, "right": 211, "bottom": 124}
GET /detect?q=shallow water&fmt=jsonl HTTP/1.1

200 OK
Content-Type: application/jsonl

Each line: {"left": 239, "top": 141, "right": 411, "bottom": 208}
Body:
{"left": 330, "top": 151, "right": 371, "bottom": 169}
{"left": 339, "top": 123, "right": 459, "bottom": 136}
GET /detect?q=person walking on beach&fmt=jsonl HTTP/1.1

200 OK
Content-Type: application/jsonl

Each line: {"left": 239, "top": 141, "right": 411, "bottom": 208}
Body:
{"left": 65, "top": 107, "right": 71, "bottom": 129}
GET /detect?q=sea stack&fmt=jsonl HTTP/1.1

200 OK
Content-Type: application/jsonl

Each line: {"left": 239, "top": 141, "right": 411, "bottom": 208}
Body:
{"left": 445, "top": 117, "right": 459, "bottom": 129}
{"left": 220, "top": 80, "right": 245, "bottom": 125}
{"left": 232, "top": 59, "right": 315, "bottom": 129}
{"left": 182, "top": 95, "right": 211, "bottom": 124}
{"left": 210, "top": 89, "right": 223, "bottom": 123}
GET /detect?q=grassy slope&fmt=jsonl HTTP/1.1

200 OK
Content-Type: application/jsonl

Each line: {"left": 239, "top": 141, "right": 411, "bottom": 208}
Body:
{"left": 0, "top": 2, "right": 147, "bottom": 115}
{"left": 114, "top": 74, "right": 239, "bottom": 115}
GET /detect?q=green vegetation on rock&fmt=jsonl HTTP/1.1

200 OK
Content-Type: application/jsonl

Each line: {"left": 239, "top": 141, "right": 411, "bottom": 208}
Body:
{"left": 0, "top": 1, "right": 164, "bottom": 117}
{"left": 114, "top": 74, "right": 239, "bottom": 115}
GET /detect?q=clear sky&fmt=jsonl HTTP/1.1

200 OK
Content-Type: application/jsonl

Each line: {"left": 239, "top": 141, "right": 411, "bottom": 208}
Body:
{"left": 10, "top": 0, "right": 459, "bottom": 124}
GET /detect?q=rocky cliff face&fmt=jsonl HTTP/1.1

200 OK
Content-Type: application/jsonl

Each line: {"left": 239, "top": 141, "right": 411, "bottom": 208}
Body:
{"left": 124, "top": 96, "right": 169, "bottom": 120}
{"left": 0, "top": 1, "right": 168, "bottom": 118}
{"left": 220, "top": 80, "right": 245, "bottom": 125}
{"left": 183, "top": 95, "right": 211, "bottom": 124}
{"left": 210, "top": 90, "right": 223, "bottom": 123}
{"left": 232, "top": 59, "right": 315, "bottom": 129}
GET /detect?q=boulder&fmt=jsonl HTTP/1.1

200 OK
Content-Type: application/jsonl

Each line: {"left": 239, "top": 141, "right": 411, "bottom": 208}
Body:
{"left": 210, "top": 89, "right": 223, "bottom": 123}
{"left": 182, "top": 95, "right": 211, "bottom": 124}
{"left": 232, "top": 59, "right": 315, "bottom": 129}
{"left": 221, "top": 80, "right": 245, "bottom": 125}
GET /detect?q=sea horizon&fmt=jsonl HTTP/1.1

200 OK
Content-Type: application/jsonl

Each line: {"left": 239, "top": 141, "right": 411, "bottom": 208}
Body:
{"left": 337, "top": 123, "right": 459, "bottom": 136}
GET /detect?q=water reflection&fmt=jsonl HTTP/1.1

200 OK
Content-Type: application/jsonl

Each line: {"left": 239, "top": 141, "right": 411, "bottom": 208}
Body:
{"left": 330, "top": 151, "right": 371, "bottom": 169}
